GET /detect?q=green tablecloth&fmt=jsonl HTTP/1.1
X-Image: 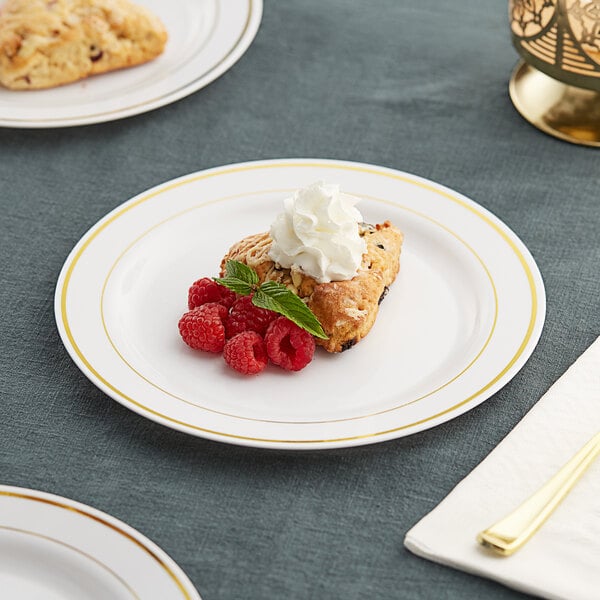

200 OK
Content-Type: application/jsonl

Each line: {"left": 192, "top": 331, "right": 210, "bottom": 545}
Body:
{"left": 1, "top": 1, "right": 598, "bottom": 598}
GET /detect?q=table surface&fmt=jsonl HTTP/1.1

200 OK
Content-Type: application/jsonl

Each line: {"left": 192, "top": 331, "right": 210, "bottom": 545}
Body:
{"left": 1, "top": 1, "right": 598, "bottom": 599}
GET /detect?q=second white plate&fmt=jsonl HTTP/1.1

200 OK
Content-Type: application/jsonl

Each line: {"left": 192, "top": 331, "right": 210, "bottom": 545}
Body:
{"left": 0, "top": 0, "right": 262, "bottom": 127}
{"left": 55, "top": 159, "right": 546, "bottom": 449}
{"left": 0, "top": 486, "right": 200, "bottom": 599}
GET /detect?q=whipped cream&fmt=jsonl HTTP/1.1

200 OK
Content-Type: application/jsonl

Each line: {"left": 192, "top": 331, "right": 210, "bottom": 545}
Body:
{"left": 268, "top": 182, "right": 367, "bottom": 283}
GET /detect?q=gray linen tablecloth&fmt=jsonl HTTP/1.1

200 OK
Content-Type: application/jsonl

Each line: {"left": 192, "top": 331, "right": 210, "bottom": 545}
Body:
{"left": 0, "top": 1, "right": 598, "bottom": 598}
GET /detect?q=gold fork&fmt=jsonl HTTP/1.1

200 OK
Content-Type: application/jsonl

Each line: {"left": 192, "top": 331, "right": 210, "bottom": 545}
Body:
{"left": 477, "top": 431, "right": 600, "bottom": 556}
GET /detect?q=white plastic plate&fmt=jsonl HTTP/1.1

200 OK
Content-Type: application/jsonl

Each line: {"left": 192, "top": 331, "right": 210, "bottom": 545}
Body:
{"left": 55, "top": 159, "right": 546, "bottom": 449}
{"left": 0, "top": 0, "right": 262, "bottom": 127}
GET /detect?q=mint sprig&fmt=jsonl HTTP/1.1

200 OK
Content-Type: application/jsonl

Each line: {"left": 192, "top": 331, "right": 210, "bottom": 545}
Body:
{"left": 214, "top": 260, "right": 328, "bottom": 339}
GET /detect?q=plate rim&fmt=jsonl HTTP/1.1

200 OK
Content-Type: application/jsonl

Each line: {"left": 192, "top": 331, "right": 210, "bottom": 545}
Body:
{"left": 54, "top": 158, "right": 546, "bottom": 450}
{"left": 0, "top": 0, "right": 263, "bottom": 129}
{"left": 0, "top": 484, "right": 201, "bottom": 599}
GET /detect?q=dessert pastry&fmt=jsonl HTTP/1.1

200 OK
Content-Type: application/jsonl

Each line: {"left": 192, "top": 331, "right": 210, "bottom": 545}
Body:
{"left": 221, "top": 194, "right": 403, "bottom": 353}
{"left": 0, "top": 0, "right": 167, "bottom": 90}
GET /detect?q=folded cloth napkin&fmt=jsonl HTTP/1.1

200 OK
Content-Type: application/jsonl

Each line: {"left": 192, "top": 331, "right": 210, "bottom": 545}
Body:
{"left": 404, "top": 336, "right": 600, "bottom": 600}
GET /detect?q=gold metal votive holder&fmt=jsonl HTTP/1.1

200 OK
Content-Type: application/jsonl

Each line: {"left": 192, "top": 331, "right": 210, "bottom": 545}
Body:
{"left": 509, "top": 0, "right": 600, "bottom": 146}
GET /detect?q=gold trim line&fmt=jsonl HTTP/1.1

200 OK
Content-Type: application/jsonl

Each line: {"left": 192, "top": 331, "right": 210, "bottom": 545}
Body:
{"left": 98, "top": 190, "right": 498, "bottom": 425}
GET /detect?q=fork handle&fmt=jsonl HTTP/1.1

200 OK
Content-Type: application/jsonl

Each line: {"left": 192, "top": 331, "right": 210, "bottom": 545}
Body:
{"left": 477, "top": 431, "right": 600, "bottom": 556}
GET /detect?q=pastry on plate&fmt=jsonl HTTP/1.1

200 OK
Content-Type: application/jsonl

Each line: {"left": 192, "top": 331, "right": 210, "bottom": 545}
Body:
{"left": 221, "top": 183, "right": 403, "bottom": 353}
{"left": 0, "top": 0, "right": 167, "bottom": 90}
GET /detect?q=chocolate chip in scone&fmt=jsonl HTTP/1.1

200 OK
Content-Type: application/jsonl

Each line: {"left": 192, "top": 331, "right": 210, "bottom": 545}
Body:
{"left": 90, "top": 45, "right": 103, "bottom": 61}
{"left": 376, "top": 243, "right": 385, "bottom": 250}
{"left": 378, "top": 286, "right": 389, "bottom": 305}
{"left": 341, "top": 338, "right": 357, "bottom": 352}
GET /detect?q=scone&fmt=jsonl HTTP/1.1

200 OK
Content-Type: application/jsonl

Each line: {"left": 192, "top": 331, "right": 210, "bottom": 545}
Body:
{"left": 221, "top": 221, "right": 403, "bottom": 353}
{"left": 0, "top": 0, "right": 167, "bottom": 90}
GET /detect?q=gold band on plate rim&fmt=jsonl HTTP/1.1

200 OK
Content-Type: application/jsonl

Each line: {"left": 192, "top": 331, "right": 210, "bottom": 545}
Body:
{"left": 0, "top": 490, "right": 193, "bottom": 599}
{"left": 98, "top": 190, "right": 499, "bottom": 425}
{"left": 58, "top": 161, "right": 540, "bottom": 445}
{"left": 2, "top": 0, "right": 256, "bottom": 125}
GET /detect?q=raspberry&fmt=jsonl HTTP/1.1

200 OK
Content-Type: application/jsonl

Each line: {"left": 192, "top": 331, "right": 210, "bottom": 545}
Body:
{"left": 188, "top": 277, "right": 236, "bottom": 310}
{"left": 265, "top": 317, "right": 315, "bottom": 371}
{"left": 223, "top": 331, "right": 268, "bottom": 375}
{"left": 226, "top": 295, "right": 277, "bottom": 338}
{"left": 178, "top": 303, "right": 228, "bottom": 352}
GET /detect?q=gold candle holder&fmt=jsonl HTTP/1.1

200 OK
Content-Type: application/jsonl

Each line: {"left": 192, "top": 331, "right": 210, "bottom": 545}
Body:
{"left": 509, "top": 0, "right": 600, "bottom": 146}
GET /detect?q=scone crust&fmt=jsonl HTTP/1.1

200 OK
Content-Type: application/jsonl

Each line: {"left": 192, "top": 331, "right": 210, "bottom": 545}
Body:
{"left": 221, "top": 221, "right": 403, "bottom": 353}
{"left": 0, "top": 0, "right": 167, "bottom": 90}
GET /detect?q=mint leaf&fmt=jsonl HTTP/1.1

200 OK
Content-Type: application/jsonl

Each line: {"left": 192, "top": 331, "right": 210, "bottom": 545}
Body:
{"left": 214, "top": 260, "right": 259, "bottom": 295}
{"left": 253, "top": 281, "right": 328, "bottom": 339}
{"left": 225, "top": 260, "right": 259, "bottom": 285}
{"left": 213, "top": 277, "right": 253, "bottom": 296}
{"left": 215, "top": 259, "right": 328, "bottom": 339}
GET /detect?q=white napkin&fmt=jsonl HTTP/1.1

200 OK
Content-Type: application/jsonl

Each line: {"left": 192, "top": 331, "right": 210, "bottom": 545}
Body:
{"left": 404, "top": 336, "right": 600, "bottom": 600}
